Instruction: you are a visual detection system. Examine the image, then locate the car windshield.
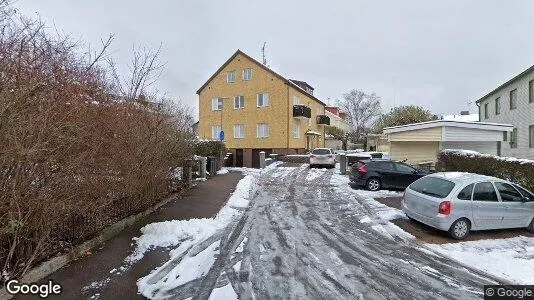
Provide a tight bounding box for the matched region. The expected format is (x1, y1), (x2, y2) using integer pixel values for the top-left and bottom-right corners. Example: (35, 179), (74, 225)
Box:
(311, 149), (331, 155)
(409, 177), (455, 198)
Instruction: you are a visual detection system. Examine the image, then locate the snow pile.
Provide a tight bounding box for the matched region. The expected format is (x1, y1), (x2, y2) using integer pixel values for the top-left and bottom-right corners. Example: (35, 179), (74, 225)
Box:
(428, 236), (534, 284)
(128, 171), (259, 298)
(217, 168), (229, 175)
(306, 168), (328, 181)
(285, 154), (310, 158)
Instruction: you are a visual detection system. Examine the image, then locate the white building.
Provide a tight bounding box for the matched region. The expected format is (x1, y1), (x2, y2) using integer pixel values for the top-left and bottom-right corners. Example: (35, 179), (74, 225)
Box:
(383, 120), (514, 165)
(476, 65), (534, 159)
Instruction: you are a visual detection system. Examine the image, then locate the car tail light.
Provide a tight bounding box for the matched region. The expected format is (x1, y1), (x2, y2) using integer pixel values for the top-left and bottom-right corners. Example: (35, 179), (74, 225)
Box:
(310, 155), (316, 158)
(438, 200), (451, 215)
(357, 164), (368, 175)
(328, 155), (333, 158)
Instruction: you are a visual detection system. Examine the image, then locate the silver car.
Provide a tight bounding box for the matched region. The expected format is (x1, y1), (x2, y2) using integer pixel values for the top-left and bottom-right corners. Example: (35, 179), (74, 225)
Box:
(402, 172), (534, 240)
(309, 148), (336, 168)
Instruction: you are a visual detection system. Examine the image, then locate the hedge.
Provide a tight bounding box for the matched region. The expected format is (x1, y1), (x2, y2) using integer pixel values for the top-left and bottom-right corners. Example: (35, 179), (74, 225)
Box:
(436, 149), (534, 191)
(194, 140), (227, 158)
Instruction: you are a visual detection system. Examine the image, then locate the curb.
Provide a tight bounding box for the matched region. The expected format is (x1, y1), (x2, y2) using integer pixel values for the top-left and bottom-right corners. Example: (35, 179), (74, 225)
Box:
(1, 188), (189, 299)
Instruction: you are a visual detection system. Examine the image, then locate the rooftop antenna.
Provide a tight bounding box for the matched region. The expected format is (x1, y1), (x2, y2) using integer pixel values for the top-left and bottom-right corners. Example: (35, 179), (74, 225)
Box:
(261, 42), (268, 66)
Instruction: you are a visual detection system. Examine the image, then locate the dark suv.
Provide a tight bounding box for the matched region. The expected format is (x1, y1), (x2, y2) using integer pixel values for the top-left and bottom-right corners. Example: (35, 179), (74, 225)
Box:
(349, 159), (428, 191)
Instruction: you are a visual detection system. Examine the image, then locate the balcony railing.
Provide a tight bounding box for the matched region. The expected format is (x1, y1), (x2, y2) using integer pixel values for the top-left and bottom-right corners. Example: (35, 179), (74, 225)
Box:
(316, 114), (330, 125)
(293, 104), (311, 119)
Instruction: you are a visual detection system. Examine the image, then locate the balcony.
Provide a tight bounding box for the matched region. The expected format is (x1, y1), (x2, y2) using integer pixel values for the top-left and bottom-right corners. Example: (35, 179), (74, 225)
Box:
(316, 114), (330, 125)
(293, 104), (311, 119)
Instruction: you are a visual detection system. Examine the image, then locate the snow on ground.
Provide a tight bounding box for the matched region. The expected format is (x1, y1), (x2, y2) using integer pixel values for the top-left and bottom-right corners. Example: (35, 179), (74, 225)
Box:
(128, 169), (260, 298)
(208, 283), (238, 300)
(305, 167), (328, 181)
(330, 172), (404, 222)
(217, 168), (229, 175)
(329, 172), (411, 241)
(428, 236), (534, 284)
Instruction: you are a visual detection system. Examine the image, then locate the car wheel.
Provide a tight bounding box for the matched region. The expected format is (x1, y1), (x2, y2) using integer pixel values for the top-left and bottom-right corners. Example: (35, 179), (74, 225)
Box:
(527, 217), (534, 233)
(366, 178), (381, 191)
(449, 218), (471, 240)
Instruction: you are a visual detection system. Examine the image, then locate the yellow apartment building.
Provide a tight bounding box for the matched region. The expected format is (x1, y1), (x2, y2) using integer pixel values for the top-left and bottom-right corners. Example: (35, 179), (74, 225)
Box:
(197, 50), (330, 168)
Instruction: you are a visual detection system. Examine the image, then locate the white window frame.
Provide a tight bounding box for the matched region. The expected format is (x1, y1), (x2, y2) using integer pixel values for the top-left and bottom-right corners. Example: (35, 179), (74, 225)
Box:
(234, 124), (245, 139)
(227, 71), (236, 83)
(211, 125), (222, 140)
(257, 93), (269, 107)
(292, 124), (300, 139)
(293, 96), (300, 105)
(257, 123), (269, 138)
(234, 95), (244, 109)
(243, 68), (252, 80)
(212, 98), (222, 111)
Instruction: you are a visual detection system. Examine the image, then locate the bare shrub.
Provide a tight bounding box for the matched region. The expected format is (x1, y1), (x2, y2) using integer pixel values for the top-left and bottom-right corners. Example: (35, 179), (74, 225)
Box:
(0, 2), (193, 283)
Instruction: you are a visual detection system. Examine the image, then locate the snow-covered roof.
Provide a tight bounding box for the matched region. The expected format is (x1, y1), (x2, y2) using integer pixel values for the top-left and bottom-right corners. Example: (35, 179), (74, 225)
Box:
(305, 130), (322, 136)
(383, 120), (513, 134)
(442, 114), (479, 122)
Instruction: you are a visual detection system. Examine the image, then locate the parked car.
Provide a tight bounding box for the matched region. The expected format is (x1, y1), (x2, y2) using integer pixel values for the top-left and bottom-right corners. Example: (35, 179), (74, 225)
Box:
(402, 172), (534, 240)
(309, 148), (336, 168)
(349, 159), (428, 191)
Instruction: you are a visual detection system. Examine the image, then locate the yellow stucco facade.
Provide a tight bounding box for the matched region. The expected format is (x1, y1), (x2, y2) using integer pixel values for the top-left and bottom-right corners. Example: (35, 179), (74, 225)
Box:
(197, 50), (327, 167)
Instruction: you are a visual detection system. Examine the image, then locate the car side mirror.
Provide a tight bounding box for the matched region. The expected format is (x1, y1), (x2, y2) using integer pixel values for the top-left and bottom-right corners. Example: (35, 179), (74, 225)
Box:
(523, 196), (531, 202)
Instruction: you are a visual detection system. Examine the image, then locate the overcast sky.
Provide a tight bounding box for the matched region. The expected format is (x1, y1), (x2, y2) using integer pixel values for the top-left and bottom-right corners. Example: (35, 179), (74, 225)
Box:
(15, 0), (534, 120)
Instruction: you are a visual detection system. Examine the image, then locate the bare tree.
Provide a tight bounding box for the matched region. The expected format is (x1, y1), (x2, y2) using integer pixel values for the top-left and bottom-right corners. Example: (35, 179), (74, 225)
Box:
(107, 44), (165, 100)
(337, 89), (381, 141)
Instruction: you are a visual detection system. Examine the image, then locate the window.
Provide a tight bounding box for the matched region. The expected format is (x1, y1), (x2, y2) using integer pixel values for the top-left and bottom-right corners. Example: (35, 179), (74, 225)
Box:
(227, 71), (236, 83)
(495, 97), (500, 115)
(311, 148), (331, 155)
(257, 123), (269, 138)
(234, 95), (244, 109)
(243, 68), (252, 81)
(292, 124), (300, 138)
(457, 184), (474, 200)
(484, 102), (489, 119)
(515, 185), (534, 200)
(211, 125), (222, 140)
(494, 182), (523, 202)
(510, 128), (518, 148)
(530, 125), (534, 148)
(233, 124), (244, 139)
(293, 96), (300, 105)
(472, 182), (498, 202)
(394, 163), (415, 173)
(510, 89), (517, 109)
(409, 177), (455, 198)
(530, 80), (534, 103)
(376, 162), (395, 171)
(212, 98), (222, 111)
(503, 131), (507, 142)
(257, 93), (269, 107)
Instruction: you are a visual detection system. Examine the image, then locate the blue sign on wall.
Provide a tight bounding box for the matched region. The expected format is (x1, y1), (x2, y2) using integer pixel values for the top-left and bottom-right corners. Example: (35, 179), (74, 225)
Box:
(219, 130), (225, 141)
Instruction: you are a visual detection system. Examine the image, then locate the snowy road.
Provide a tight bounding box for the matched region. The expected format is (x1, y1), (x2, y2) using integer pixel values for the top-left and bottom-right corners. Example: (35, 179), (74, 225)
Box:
(135, 165), (498, 299)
